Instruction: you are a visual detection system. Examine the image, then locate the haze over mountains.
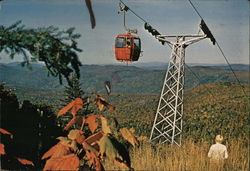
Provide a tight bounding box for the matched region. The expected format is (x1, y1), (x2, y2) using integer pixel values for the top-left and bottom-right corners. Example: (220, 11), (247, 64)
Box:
(0, 62), (249, 94)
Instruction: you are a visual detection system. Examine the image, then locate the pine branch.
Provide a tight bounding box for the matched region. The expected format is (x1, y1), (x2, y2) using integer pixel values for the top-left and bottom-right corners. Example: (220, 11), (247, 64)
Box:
(0, 21), (83, 85)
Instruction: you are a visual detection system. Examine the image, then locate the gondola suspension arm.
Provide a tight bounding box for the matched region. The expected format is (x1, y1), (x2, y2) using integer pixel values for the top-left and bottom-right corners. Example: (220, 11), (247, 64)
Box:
(119, 2), (137, 34)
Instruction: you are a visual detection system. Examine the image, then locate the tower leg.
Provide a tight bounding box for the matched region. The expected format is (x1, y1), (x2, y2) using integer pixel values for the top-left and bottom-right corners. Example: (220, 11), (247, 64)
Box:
(150, 41), (185, 145)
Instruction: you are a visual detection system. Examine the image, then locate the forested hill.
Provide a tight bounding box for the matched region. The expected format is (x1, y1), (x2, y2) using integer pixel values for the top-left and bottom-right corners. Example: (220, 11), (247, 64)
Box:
(98, 82), (249, 140)
(0, 62), (249, 94)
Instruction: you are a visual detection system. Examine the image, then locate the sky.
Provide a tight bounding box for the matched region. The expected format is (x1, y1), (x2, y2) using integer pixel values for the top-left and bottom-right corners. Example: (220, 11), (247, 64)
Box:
(0, 0), (249, 65)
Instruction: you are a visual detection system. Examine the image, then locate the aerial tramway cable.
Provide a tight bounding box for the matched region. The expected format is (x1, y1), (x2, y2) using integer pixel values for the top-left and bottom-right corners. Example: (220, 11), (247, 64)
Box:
(187, 0), (247, 97)
(120, 0), (247, 97)
(119, 0), (147, 24)
(119, 0), (248, 146)
(118, 0), (216, 97)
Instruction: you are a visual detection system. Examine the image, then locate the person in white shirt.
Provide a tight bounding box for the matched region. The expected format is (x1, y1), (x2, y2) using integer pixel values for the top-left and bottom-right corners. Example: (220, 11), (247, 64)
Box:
(208, 135), (228, 170)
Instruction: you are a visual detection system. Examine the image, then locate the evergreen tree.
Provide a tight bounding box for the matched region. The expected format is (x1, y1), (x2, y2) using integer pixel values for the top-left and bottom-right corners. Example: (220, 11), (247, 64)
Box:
(61, 74), (84, 104)
(0, 21), (82, 85)
(57, 75), (85, 127)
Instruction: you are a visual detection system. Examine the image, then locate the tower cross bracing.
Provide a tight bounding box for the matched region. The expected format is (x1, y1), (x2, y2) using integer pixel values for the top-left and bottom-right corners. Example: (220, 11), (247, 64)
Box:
(150, 34), (206, 145)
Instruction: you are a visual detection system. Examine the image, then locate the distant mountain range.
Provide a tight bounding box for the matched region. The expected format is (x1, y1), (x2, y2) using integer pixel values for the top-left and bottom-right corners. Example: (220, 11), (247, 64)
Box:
(131, 62), (249, 71)
(0, 62), (249, 94)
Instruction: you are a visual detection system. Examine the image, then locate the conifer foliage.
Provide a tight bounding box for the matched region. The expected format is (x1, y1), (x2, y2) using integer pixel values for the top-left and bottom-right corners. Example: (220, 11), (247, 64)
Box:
(0, 21), (82, 85)
(58, 75), (85, 127)
(61, 75), (84, 104)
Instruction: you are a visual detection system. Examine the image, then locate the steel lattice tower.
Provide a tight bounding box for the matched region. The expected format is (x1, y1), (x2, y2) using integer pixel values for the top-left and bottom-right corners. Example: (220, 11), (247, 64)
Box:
(150, 34), (207, 145)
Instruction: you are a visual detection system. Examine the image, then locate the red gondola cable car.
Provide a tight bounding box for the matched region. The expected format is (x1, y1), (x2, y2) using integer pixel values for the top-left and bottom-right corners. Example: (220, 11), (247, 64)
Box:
(114, 3), (142, 62)
(115, 32), (141, 62)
